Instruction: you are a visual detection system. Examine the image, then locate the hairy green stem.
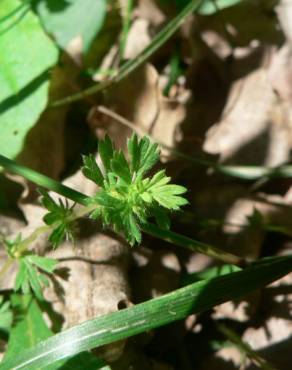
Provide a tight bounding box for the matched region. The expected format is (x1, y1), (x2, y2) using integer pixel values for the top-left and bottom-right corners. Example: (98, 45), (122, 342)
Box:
(17, 225), (51, 256)
(0, 258), (14, 281)
(16, 204), (99, 256)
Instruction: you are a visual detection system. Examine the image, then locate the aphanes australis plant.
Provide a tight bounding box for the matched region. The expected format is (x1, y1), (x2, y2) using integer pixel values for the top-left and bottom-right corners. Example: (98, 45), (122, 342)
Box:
(0, 134), (188, 300)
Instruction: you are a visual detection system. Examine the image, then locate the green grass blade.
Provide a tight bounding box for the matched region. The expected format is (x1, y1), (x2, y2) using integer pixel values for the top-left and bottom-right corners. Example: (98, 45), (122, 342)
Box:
(214, 164), (292, 180)
(1, 255), (291, 370)
(51, 0), (203, 107)
(0, 154), (88, 205)
(5, 294), (108, 370)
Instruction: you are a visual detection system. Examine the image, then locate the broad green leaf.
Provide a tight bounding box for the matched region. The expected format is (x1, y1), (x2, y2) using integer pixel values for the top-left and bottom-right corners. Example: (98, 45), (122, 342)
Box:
(1, 256), (291, 370)
(4, 294), (107, 369)
(0, 0), (58, 159)
(36, 0), (107, 53)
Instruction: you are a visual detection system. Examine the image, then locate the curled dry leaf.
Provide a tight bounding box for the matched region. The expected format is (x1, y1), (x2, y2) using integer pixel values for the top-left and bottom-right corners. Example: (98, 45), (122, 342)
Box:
(89, 64), (187, 159)
(203, 67), (291, 166)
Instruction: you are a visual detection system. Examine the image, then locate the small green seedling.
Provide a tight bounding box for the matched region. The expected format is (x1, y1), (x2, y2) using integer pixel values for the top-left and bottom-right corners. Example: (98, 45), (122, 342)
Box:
(0, 134), (188, 299)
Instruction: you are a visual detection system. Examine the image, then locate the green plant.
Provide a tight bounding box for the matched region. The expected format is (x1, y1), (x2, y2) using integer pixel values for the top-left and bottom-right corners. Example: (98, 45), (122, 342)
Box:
(0, 134), (188, 295)
(0, 1), (292, 369)
(0, 133), (291, 369)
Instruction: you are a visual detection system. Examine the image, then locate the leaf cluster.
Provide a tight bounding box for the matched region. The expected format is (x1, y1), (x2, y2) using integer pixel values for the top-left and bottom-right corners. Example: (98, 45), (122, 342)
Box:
(82, 134), (188, 244)
(4, 235), (57, 300)
(40, 189), (76, 248)
(14, 253), (57, 301)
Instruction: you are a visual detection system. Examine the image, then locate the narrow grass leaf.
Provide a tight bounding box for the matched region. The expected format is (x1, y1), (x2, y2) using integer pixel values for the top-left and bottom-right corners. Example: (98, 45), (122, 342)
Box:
(1, 256), (291, 370)
(4, 294), (108, 370)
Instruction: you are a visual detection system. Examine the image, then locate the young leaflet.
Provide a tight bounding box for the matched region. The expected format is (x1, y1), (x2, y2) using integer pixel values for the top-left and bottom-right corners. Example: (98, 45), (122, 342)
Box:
(5, 235), (57, 300)
(82, 134), (188, 245)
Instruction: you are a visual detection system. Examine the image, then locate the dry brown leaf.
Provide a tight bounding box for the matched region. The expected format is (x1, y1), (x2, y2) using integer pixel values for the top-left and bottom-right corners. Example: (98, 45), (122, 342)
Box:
(124, 18), (152, 59)
(46, 232), (130, 362)
(268, 45), (292, 101)
(89, 64), (186, 159)
(276, 0), (292, 43)
(203, 68), (286, 165)
(136, 0), (166, 26)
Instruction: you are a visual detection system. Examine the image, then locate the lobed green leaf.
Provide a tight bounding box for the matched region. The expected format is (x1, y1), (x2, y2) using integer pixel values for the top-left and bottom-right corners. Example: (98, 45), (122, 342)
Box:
(110, 151), (132, 184)
(81, 154), (104, 186)
(14, 255), (57, 300)
(98, 135), (114, 173)
(39, 189), (75, 248)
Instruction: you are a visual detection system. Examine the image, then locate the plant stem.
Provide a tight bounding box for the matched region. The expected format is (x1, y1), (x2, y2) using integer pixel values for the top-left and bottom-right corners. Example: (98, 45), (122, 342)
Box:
(0, 258), (14, 281)
(0, 153), (246, 266)
(218, 324), (278, 370)
(0, 203), (99, 282)
(142, 223), (247, 267)
(16, 204), (99, 256)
